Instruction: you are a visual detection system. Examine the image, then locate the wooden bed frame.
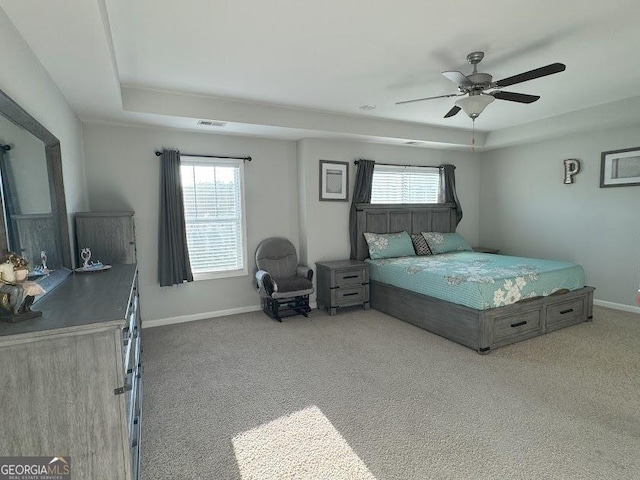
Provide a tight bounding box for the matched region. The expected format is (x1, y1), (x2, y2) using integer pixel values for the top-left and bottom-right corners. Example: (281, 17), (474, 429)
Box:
(355, 203), (595, 354)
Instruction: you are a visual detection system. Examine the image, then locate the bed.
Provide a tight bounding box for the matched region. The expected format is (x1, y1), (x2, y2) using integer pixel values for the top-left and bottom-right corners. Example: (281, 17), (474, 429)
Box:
(355, 203), (595, 354)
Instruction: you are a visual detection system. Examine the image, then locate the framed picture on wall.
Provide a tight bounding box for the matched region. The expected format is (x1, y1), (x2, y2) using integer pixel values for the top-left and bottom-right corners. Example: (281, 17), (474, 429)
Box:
(319, 160), (349, 201)
(600, 147), (640, 187)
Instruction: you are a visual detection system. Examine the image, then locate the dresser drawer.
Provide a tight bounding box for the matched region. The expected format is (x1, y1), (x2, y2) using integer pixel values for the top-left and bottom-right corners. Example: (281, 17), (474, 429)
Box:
(493, 309), (542, 343)
(122, 294), (139, 343)
(332, 267), (368, 287)
(331, 285), (370, 307)
(123, 328), (140, 376)
(546, 297), (585, 331)
(130, 412), (141, 480)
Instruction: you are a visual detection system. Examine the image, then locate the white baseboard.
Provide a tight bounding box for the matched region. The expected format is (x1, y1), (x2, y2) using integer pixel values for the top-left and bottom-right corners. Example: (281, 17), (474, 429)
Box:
(594, 299), (640, 315)
(144, 301), (319, 328)
(144, 305), (262, 328)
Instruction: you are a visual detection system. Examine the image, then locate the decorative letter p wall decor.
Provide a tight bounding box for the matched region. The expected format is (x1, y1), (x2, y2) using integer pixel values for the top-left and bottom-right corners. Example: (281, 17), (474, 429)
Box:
(563, 158), (581, 184)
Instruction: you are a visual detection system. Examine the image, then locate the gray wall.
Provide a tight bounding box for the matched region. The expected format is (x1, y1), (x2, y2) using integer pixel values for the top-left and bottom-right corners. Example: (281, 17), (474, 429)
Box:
(82, 127), (481, 321)
(83, 121), (639, 317)
(0, 8), (88, 247)
(82, 124), (299, 322)
(297, 138), (480, 302)
(479, 123), (640, 308)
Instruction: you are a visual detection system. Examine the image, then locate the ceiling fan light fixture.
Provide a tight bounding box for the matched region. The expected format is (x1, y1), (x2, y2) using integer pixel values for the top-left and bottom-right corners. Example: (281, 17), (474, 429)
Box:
(455, 94), (495, 119)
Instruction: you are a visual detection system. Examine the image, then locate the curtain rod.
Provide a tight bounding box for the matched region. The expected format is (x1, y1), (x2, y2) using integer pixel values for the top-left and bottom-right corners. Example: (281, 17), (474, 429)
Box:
(353, 160), (452, 169)
(154, 150), (251, 162)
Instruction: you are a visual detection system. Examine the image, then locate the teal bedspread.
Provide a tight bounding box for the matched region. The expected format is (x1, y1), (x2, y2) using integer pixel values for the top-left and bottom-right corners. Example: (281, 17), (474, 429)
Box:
(366, 252), (585, 310)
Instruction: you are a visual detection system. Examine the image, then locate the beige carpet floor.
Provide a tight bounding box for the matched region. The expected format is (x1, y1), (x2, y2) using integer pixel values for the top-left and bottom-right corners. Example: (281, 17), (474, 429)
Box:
(141, 306), (640, 479)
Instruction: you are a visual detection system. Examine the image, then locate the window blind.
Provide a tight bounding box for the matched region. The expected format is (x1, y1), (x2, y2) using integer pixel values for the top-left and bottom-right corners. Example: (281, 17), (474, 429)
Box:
(371, 165), (441, 204)
(180, 157), (245, 275)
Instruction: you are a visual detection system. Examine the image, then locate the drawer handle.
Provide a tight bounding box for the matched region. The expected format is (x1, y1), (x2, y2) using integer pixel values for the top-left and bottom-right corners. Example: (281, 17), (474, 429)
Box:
(114, 383), (132, 396)
(343, 292), (359, 297)
(342, 274), (359, 279)
(560, 308), (574, 315)
(510, 321), (527, 328)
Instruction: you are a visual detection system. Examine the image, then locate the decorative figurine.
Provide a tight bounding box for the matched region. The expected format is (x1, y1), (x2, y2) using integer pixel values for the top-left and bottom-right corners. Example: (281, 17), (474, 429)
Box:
(76, 247), (107, 272)
(81, 247), (92, 269)
(0, 252), (46, 322)
(40, 250), (48, 271)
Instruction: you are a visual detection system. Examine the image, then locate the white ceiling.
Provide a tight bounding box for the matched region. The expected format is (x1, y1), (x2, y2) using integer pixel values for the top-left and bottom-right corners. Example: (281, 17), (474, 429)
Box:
(2, 0), (640, 149)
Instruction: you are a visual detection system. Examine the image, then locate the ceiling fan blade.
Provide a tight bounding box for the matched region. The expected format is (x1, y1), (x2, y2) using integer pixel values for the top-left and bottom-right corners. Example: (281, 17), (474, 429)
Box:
(444, 106), (461, 118)
(495, 63), (566, 88)
(442, 71), (473, 87)
(395, 93), (463, 105)
(491, 91), (540, 104)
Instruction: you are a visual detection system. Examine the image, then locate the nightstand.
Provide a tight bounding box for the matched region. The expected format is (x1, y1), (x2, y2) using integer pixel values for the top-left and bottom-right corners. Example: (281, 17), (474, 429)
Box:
(473, 246), (500, 254)
(315, 260), (370, 315)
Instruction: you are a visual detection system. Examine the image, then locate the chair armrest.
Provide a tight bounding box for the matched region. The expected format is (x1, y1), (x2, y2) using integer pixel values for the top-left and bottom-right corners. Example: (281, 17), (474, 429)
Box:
(256, 270), (274, 296)
(297, 266), (313, 282)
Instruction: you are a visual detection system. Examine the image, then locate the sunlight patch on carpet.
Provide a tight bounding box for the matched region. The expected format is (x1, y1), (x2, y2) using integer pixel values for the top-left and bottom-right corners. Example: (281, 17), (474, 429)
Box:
(232, 405), (377, 480)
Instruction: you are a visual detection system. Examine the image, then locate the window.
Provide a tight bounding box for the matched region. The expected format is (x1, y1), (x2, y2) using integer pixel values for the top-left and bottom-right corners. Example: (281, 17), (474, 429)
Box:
(180, 156), (247, 280)
(371, 165), (441, 204)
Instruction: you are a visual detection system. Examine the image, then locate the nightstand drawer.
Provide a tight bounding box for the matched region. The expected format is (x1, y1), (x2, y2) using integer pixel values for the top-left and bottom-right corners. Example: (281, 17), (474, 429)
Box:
(331, 285), (370, 307)
(333, 268), (368, 287)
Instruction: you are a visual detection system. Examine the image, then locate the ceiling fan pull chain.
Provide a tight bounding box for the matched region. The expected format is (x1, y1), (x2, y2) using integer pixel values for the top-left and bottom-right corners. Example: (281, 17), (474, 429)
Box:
(472, 120), (475, 153)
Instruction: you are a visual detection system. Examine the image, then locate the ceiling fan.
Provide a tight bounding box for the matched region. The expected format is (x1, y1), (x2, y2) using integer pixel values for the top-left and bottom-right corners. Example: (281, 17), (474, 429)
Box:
(396, 51), (566, 121)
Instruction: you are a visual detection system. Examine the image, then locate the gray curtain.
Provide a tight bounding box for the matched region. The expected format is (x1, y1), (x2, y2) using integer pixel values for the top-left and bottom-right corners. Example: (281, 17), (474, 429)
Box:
(0, 148), (20, 250)
(441, 164), (463, 225)
(349, 159), (375, 259)
(158, 149), (193, 286)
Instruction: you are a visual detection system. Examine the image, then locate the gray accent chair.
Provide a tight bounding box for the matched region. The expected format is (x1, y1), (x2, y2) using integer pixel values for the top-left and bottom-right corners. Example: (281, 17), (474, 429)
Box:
(255, 237), (313, 322)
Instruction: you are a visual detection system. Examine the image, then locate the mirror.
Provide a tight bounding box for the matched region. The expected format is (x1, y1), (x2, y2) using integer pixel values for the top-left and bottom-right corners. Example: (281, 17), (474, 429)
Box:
(0, 88), (71, 290)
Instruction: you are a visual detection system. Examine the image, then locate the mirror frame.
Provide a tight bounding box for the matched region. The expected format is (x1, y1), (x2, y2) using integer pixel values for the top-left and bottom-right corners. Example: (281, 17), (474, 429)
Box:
(0, 88), (72, 269)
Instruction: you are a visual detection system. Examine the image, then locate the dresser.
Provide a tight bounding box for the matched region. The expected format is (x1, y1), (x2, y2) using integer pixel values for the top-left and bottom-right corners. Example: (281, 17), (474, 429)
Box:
(75, 211), (137, 264)
(0, 265), (142, 480)
(316, 260), (370, 315)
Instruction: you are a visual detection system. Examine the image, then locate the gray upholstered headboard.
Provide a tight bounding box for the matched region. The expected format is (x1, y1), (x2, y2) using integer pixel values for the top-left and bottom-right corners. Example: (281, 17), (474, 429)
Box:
(355, 203), (457, 261)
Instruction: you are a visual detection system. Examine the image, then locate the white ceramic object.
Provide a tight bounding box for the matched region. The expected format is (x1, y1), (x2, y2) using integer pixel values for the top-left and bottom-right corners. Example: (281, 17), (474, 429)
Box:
(81, 248), (92, 269)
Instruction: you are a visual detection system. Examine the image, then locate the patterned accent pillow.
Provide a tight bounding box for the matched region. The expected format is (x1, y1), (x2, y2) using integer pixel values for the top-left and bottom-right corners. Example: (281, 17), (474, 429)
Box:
(421, 232), (473, 254)
(410, 234), (432, 256)
(363, 231), (416, 260)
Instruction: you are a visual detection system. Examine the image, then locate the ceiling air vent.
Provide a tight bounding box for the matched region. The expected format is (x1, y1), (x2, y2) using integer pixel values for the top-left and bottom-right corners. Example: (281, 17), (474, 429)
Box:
(198, 120), (227, 127)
